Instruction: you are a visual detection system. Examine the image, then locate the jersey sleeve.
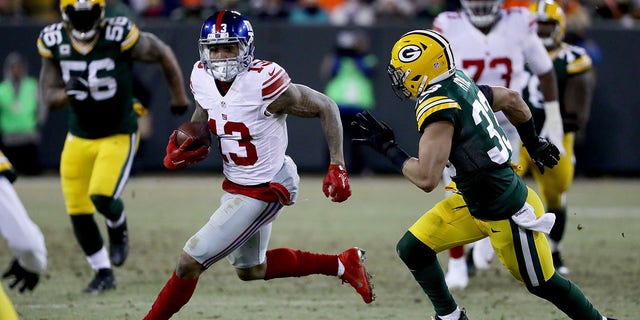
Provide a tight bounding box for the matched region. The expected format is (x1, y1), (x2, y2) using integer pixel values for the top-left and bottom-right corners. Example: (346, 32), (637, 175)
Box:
(0, 151), (17, 183)
(478, 85), (494, 106)
(566, 46), (592, 76)
(118, 17), (140, 52)
(261, 61), (291, 104)
(36, 23), (63, 59)
(415, 94), (460, 133)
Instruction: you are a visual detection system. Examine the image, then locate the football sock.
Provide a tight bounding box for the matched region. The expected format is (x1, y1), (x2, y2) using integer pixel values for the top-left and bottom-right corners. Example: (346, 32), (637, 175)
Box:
(86, 247), (111, 270)
(264, 248), (338, 280)
(397, 232), (457, 316)
(106, 212), (126, 228)
(90, 195), (124, 222)
(70, 214), (104, 256)
(528, 273), (603, 320)
(438, 307), (462, 320)
(548, 207), (567, 242)
(144, 271), (198, 320)
(449, 246), (464, 259)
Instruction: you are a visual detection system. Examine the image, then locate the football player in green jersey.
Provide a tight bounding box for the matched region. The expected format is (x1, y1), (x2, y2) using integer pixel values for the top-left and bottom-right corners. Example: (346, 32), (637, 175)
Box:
(37, 0), (190, 293)
(352, 29), (614, 320)
(519, 0), (597, 275)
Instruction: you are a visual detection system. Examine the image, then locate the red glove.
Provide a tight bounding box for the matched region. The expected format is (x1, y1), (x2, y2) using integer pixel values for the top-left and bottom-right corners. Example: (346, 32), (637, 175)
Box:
(322, 164), (351, 202)
(163, 131), (210, 170)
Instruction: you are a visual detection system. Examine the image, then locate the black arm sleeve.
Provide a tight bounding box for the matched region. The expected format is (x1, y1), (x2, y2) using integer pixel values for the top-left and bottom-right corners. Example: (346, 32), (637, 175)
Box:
(514, 118), (539, 149)
(478, 85), (494, 106)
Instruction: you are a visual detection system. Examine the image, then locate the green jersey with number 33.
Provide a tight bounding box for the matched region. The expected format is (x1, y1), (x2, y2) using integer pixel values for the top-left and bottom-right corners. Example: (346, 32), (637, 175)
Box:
(415, 70), (528, 220)
(37, 16), (140, 139)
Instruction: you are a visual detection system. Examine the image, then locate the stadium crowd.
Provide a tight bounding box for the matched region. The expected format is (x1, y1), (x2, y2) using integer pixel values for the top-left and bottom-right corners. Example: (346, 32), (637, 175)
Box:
(1, 0), (639, 26)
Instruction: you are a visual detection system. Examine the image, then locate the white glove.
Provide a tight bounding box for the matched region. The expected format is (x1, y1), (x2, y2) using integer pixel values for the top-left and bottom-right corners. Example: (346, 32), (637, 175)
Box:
(539, 101), (566, 155)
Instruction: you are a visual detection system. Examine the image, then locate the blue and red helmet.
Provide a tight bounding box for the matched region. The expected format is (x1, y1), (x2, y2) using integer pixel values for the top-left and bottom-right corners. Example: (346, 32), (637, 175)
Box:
(199, 10), (255, 81)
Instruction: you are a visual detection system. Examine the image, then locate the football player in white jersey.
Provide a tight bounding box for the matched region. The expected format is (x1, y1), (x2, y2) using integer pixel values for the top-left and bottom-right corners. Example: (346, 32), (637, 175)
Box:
(433, 0), (564, 290)
(143, 11), (373, 319)
(0, 151), (47, 320)
(520, 0), (596, 275)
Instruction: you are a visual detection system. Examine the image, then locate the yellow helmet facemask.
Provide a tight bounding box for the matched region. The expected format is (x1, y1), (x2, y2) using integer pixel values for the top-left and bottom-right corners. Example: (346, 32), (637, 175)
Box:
(388, 29), (456, 100)
(530, 0), (566, 50)
(60, 0), (106, 41)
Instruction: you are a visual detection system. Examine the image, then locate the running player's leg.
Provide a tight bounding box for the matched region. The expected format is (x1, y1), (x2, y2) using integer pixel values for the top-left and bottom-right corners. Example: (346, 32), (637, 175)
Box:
(144, 193), (283, 319)
(492, 187), (608, 320)
(61, 134), (115, 293)
(398, 193), (484, 319)
(90, 133), (139, 267)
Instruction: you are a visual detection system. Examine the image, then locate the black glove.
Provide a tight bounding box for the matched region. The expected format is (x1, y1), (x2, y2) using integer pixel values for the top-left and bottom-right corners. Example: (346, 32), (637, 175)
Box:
(351, 111), (409, 171)
(65, 76), (89, 101)
(170, 104), (188, 116)
(2, 259), (40, 293)
(525, 137), (560, 174)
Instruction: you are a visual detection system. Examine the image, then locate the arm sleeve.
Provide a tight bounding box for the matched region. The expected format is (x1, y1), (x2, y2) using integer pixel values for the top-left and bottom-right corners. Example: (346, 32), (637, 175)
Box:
(478, 85), (494, 106)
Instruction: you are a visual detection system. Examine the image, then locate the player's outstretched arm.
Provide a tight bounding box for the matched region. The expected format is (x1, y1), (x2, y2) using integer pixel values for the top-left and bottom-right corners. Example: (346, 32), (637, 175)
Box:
(485, 86), (560, 172)
(271, 84), (351, 202)
(271, 84), (345, 167)
(131, 32), (190, 115)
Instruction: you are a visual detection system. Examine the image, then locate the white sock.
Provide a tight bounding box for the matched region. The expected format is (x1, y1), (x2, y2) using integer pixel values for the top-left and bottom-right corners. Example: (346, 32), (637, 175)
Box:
(86, 247), (111, 270)
(438, 307), (461, 320)
(337, 258), (345, 277)
(106, 212), (126, 228)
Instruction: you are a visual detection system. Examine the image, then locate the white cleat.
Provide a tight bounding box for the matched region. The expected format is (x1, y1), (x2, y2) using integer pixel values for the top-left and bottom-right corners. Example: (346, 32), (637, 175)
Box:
(445, 257), (469, 290)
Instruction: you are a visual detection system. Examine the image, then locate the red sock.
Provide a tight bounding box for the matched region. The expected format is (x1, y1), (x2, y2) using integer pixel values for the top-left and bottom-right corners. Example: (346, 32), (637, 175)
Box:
(264, 248), (338, 280)
(449, 246), (464, 259)
(143, 271), (199, 320)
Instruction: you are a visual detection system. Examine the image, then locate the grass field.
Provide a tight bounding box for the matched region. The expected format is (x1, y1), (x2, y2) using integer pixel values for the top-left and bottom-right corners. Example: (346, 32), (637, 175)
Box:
(2, 174), (639, 320)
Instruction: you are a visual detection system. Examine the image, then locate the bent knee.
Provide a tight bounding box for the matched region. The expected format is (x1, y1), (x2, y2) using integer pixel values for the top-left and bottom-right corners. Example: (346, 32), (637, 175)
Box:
(235, 264), (266, 281)
(396, 231), (437, 270)
(176, 252), (205, 278)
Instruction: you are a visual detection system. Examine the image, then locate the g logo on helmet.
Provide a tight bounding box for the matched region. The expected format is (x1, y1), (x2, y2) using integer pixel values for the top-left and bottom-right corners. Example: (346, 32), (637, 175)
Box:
(398, 45), (422, 63)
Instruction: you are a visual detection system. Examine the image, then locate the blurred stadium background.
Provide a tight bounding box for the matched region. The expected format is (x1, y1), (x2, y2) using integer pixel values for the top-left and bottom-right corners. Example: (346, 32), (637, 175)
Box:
(0, 16), (639, 176)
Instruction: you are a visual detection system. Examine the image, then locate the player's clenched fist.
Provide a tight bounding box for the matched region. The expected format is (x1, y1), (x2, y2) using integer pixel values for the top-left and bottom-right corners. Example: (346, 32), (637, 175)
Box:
(322, 164), (351, 202)
(163, 131), (209, 170)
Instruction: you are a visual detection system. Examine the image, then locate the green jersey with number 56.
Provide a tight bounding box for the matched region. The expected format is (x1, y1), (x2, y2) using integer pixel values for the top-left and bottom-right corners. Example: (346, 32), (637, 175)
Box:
(37, 16), (140, 139)
(415, 70), (528, 220)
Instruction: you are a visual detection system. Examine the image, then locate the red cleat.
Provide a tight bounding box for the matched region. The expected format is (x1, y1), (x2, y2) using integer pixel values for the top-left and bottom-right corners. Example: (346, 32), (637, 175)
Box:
(338, 247), (374, 304)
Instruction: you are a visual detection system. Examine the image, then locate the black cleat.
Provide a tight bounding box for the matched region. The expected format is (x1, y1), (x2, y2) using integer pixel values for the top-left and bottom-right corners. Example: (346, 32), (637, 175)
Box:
(107, 219), (129, 267)
(83, 268), (116, 294)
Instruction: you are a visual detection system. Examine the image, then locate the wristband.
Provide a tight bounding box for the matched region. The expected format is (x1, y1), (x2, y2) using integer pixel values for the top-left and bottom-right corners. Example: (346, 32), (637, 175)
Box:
(385, 144), (410, 172)
(514, 118), (538, 149)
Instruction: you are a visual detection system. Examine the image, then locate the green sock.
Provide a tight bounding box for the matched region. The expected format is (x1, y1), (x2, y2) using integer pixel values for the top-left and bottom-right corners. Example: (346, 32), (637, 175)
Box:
(411, 261), (457, 316)
(530, 273), (603, 320)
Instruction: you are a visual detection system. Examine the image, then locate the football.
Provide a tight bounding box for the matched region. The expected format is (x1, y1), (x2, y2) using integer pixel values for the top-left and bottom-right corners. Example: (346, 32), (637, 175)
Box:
(174, 121), (212, 151)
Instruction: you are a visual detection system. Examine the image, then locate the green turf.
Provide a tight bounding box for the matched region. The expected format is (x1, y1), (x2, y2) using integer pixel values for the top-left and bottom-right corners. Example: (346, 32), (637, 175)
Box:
(2, 174), (638, 319)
